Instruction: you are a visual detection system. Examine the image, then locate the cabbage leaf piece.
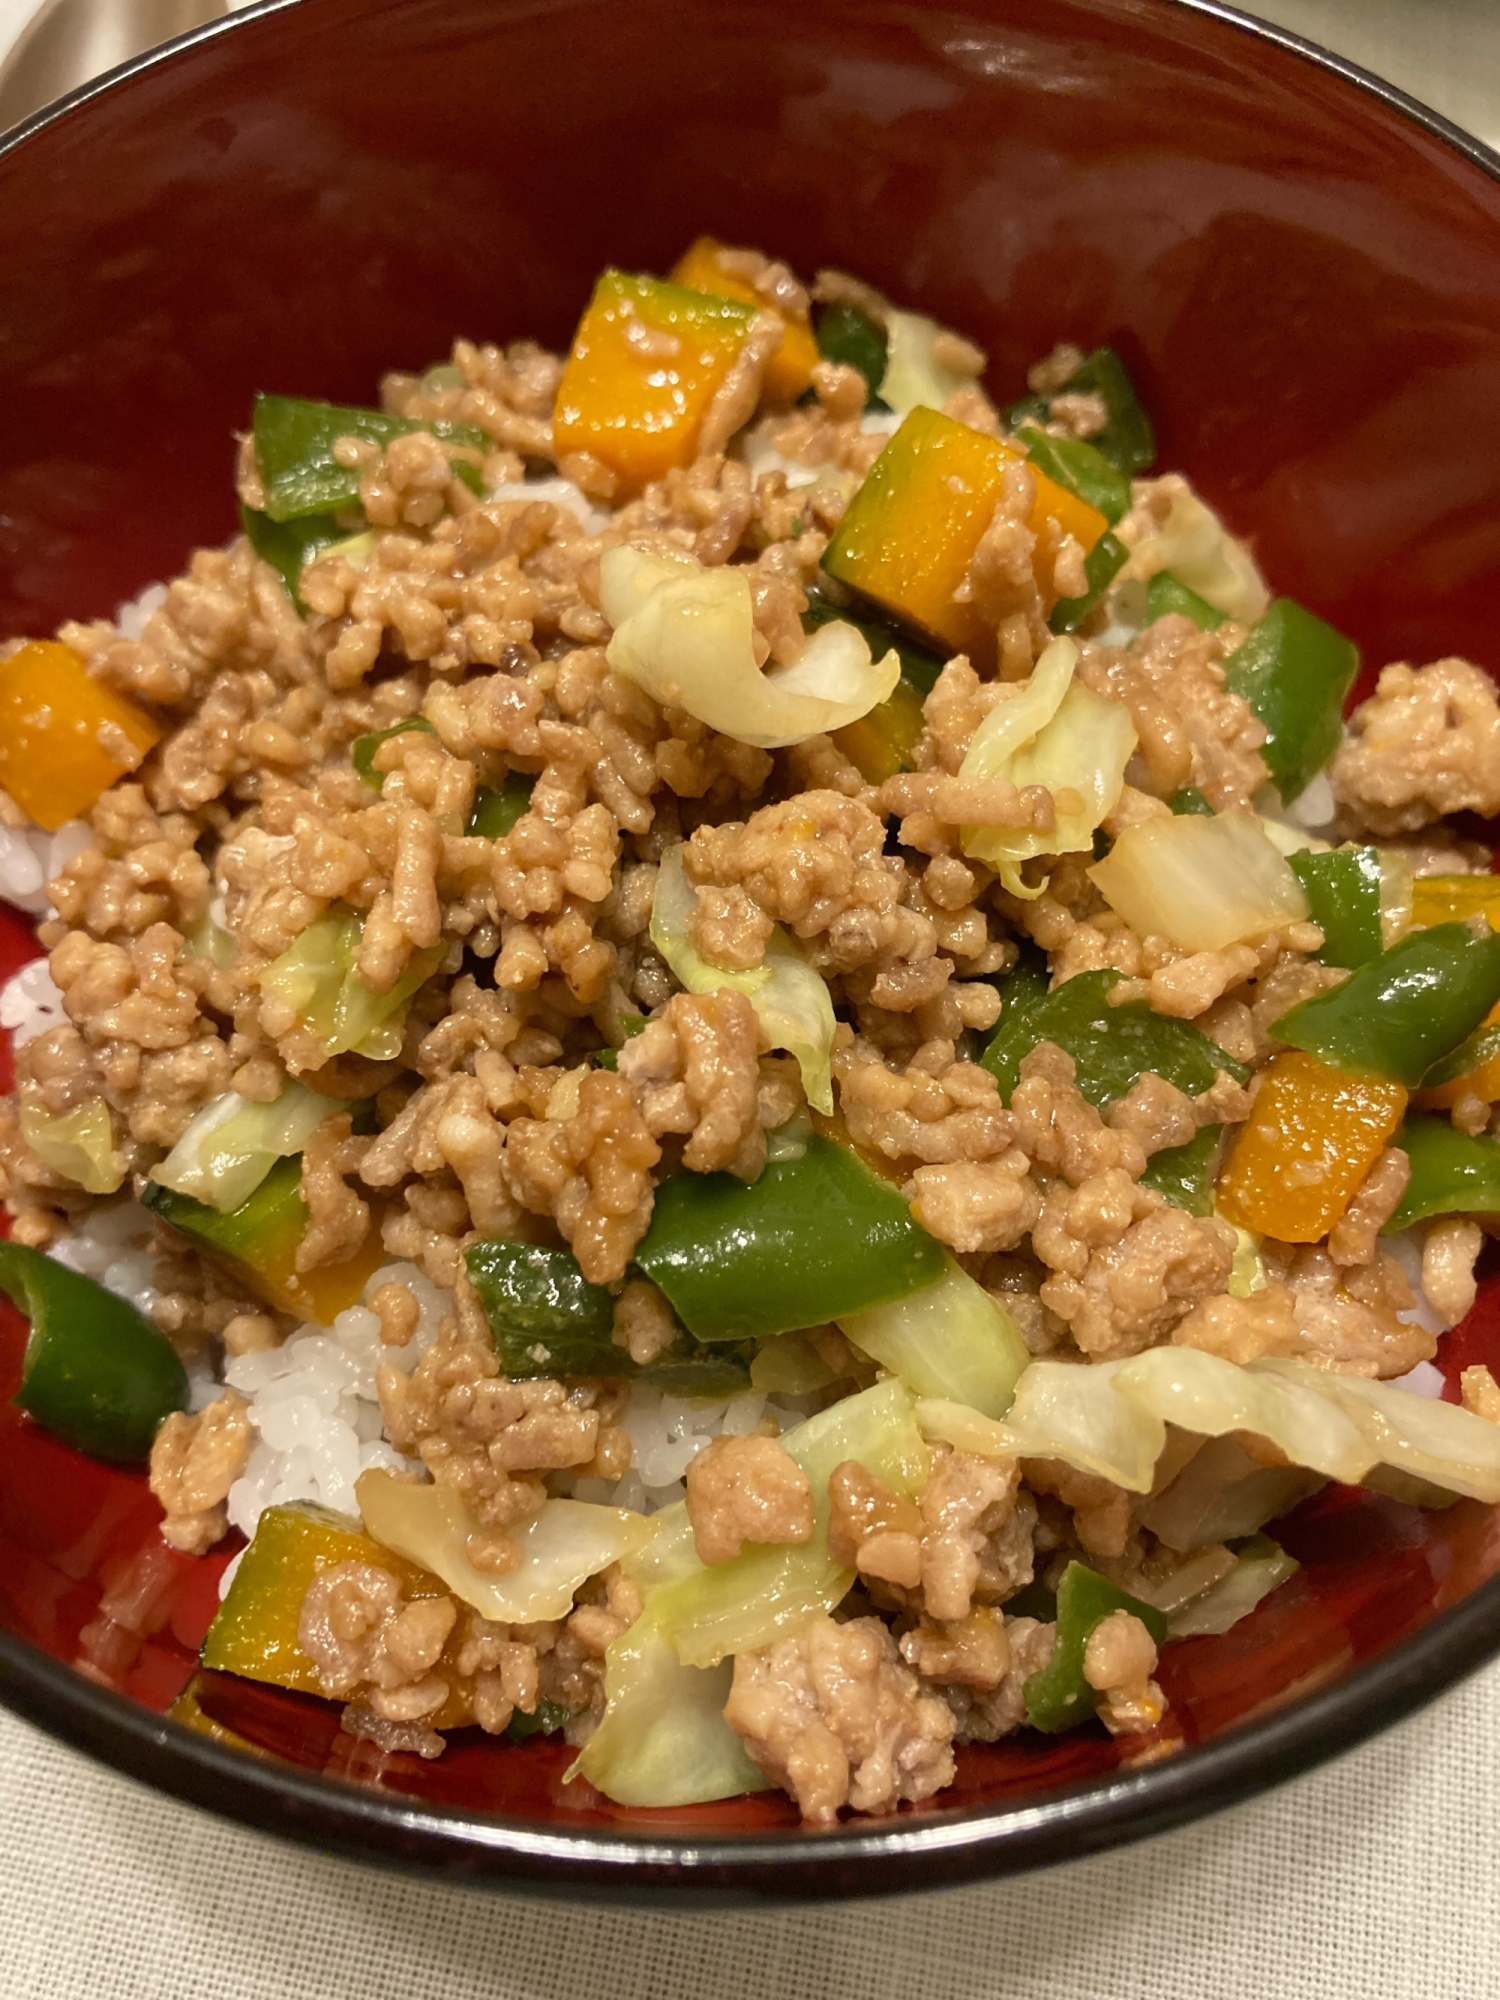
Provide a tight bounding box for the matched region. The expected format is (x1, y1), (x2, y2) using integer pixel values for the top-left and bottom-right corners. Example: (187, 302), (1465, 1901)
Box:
(258, 908), (445, 1063)
(571, 1378), (928, 1806)
(1120, 486), (1270, 623)
(1088, 809), (1310, 952)
(650, 844), (836, 1112)
(1165, 1534), (1299, 1639)
(19, 1092), (124, 1195)
(356, 1472), (655, 1623)
(992, 1347), (1500, 1503)
(840, 1254), (1030, 1420)
(958, 636), (1136, 897)
(600, 546), (898, 750)
(877, 309), (976, 419)
(149, 1083), (333, 1214)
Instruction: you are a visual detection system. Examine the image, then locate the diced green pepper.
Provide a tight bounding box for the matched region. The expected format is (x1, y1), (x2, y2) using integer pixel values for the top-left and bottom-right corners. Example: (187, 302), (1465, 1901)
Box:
(1022, 1560), (1168, 1734)
(240, 504), (348, 613)
(351, 717), (437, 791)
(1139, 1125), (1222, 1216)
(1145, 571), (1227, 630)
(813, 302), (889, 408)
(252, 393), (491, 523)
(1385, 1116), (1500, 1232)
(0, 1240), (187, 1462)
(1048, 529), (1127, 635)
(635, 1135), (946, 1342)
(143, 1156), (386, 1326)
(464, 1239), (617, 1374)
(1017, 426), (1131, 524)
(1288, 848), (1384, 969)
(979, 961), (1249, 1109)
(1223, 599), (1359, 804)
(505, 1695), (571, 1742)
(1422, 1014), (1500, 1091)
(1273, 921), (1500, 1088)
(1168, 785), (1215, 816)
(467, 772), (536, 839)
(462, 1237), (753, 1391)
(1007, 348), (1156, 477)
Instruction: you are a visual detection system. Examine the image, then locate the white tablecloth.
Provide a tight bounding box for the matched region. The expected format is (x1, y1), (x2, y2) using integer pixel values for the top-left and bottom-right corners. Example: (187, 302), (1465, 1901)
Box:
(4, 3), (1500, 1995)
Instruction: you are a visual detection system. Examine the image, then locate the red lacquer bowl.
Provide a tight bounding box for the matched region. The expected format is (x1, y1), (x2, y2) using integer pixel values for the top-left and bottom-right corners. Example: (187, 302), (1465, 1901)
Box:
(2, 0), (1500, 1903)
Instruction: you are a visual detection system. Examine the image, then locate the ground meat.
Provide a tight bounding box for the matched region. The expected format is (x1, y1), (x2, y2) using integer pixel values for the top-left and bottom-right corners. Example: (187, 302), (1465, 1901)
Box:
(1022, 1457), (1134, 1558)
(1423, 1219), (1483, 1327)
(298, 1561), (458, 1723)
(610, 1277), (679, 1366)
(1082, 1609), (1166, 1735)
(1083, 616), (1268, 811)
(828, 1450), (1035, 1619)
(1327, 1147), (1411, 1268)
(616, 987), (768, 1178)
(1173, 1246), (1436, 1378)
(377, 1324), (622, 1565)
(834, 1034), (1013, 1164)
(1332, 658), (1500, 832)
(937, 1614), (1056, 1743)
(147, 1390), (252, 1553)
(502, 1068), (660, 1281)
(1034, 1177), (1236, 1359)
(723, 1614), (956, 1823)
(684, 1433), (814, 1565)
(1009, 1043), (1148, 1188)
(909, 1155), (1041, 1255)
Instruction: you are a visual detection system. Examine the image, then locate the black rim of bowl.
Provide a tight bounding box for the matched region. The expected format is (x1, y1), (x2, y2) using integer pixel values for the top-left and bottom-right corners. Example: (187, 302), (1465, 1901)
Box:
(2, 0), (1500, 1901)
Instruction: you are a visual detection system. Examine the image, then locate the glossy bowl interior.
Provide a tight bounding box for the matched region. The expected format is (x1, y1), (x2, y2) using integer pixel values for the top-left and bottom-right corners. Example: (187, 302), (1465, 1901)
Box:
(3, 0), (1500, 1903)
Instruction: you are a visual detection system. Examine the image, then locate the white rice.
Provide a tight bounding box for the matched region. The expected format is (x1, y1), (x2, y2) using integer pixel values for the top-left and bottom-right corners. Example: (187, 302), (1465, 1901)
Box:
(114, 580), (168, 641)
(0, 819), (92, 918)
(0, 956), (67, 1045)
(487, 476), (609, 535)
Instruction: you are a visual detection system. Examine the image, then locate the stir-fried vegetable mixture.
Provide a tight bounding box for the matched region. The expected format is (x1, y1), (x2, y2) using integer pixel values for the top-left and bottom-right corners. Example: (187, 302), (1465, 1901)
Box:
(3, 243), (1500, 1827)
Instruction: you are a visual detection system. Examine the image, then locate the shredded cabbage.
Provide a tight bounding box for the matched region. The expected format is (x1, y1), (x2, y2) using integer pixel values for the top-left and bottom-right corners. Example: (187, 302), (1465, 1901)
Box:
(993, 1347), (1500, 1503)
(355, 1472), (655, 1622)
(150, 1083), (332, 1213)
(878, 310), (975, 419)
(18, 1092), (124, 1195)
(1122, 487), (1270, 623)
(840, 1255), (1030, 1420)
(1166, 1535), (1299, 1639)
(599, 546), (899, 750)
(650, 845), (836, 1113)
(573, 1377), (928, 1805)
(258, 909), (444, 1062)
(1088, 809), (1310, 951)
(958, 637), (1137, 897)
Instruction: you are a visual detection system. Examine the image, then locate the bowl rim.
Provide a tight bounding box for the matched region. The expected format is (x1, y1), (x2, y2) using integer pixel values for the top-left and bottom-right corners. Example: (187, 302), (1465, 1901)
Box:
(3, 0), (1500, 1901)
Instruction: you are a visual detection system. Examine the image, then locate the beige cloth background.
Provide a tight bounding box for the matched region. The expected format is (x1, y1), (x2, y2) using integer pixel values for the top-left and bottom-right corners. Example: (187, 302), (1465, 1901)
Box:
(3, 2), (1500, 1995)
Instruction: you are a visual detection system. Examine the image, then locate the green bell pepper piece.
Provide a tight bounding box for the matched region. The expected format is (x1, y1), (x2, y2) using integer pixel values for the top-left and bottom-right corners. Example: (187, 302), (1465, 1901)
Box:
(1422, 1014), (1500, 1091)
(1023, 1560), (1169, 1734)
(1272, 921), (1500, 1087)
(1007, 347), (1156, 477)
(1222, 599), (1359, 804)
(813, 302), (889, 408)
(351, 717), (437, 791)
(979, 958), (1249, 1109)
(505, 1695), (571, 1742)
(1385, 1116), (1500, 1232)
(1048, 530), (1128, 636)
(240, 503), (348, 613)
(1139, 1126), (1223, 1217)
(801, 583), (944, 695)
(1168, 785), (1214, 817)
(462, 1238), (752, 1391)
(1145, 571), (1227, 630)
(467, 772), (536, 839)
(1017, 425), (1130, 524)
(253, 393), (491, 523)
(1287, 848), (1384, 970)
(634, 1135), (946, 1342)
(0, 1240), (187, 1463)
